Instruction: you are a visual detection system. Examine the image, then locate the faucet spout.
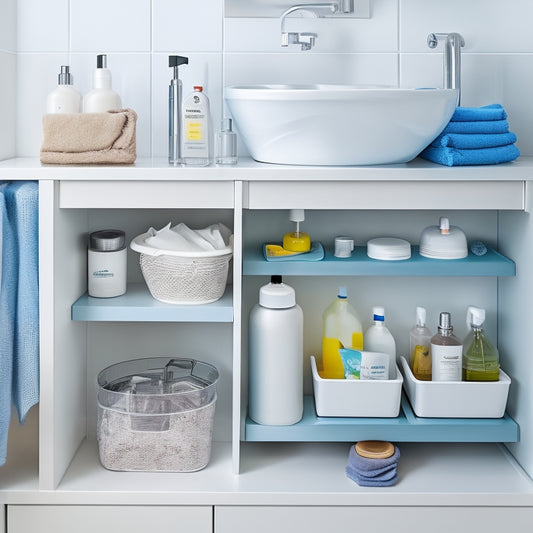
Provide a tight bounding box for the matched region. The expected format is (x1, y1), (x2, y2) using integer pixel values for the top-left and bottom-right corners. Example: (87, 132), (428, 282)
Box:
(281, 2), (339, 50)
(428, 32), (465, 103)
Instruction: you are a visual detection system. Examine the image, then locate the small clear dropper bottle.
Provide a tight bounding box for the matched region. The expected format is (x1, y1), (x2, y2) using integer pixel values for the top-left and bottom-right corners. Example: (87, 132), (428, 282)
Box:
(216, 118), (238, 165)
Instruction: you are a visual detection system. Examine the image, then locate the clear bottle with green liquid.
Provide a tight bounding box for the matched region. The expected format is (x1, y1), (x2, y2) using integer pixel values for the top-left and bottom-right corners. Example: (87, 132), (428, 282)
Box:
(463, 306), (500, 381)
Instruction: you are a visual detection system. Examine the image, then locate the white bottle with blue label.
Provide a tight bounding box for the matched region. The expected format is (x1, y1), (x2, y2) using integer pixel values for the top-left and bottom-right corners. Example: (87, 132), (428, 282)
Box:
(364, 306), (397, 379)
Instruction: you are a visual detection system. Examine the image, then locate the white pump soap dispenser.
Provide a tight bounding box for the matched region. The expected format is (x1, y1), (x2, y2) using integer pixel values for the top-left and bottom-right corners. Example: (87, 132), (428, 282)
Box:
(46, 65), (82, 114)
(83, 54), (122, 113)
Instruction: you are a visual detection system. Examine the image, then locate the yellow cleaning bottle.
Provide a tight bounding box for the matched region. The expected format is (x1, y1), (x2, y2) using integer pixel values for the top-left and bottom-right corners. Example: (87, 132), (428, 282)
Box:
(321, 287), (364, 379)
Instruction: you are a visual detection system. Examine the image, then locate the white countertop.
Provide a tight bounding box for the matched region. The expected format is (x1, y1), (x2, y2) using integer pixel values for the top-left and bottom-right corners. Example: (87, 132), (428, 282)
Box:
(1, 156), (533, 181)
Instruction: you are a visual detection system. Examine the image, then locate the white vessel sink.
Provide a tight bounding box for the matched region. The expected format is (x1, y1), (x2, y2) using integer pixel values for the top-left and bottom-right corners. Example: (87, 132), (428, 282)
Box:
(225, 84), (459, 166)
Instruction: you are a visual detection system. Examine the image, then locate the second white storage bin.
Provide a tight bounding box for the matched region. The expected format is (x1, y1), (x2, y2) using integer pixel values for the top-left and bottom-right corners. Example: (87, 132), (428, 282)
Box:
(400, 356), (511, 418)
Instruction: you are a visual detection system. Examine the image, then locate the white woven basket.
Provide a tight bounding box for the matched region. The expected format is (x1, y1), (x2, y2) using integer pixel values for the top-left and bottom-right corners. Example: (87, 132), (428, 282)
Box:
(131, 232), (233, 304)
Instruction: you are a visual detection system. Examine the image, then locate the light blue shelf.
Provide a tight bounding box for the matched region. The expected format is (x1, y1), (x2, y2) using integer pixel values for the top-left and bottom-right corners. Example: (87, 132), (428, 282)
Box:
(71, 283), (233, 322)
(244, 396), (519, 443)
(243, 245), (515, 277)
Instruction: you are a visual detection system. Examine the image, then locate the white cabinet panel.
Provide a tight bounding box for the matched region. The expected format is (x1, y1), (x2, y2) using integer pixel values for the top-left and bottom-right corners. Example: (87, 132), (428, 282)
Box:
(246, 181), (524, 210)
(215, 505), (533, 533)
(9, 505), (212, 533)
(60, 181), (234, 209)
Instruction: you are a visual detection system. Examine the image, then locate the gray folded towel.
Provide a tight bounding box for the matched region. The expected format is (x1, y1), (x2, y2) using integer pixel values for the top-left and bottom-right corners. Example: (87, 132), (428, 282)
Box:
(40, 108), (137, 165)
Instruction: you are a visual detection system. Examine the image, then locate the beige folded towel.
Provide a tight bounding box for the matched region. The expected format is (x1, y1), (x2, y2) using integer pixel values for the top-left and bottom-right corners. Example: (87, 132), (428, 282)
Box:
(40, 108), (137, 165)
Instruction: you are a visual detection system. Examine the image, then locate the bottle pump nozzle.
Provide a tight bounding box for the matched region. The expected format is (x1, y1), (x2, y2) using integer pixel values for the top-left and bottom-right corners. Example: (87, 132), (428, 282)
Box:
(168, 55), (189, 165)
(169, 55), (188, 80)
(466, 306), (485, 329)
(283, 209), (311, 252)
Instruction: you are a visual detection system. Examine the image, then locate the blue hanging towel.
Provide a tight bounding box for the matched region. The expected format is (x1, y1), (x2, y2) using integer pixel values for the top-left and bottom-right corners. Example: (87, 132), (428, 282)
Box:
(0, 184), (17, 466)
(5, 182), (39, 424)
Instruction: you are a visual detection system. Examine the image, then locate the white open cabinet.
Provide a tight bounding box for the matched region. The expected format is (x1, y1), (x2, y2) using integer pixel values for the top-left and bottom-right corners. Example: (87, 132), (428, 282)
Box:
(1, 158), (533, 532)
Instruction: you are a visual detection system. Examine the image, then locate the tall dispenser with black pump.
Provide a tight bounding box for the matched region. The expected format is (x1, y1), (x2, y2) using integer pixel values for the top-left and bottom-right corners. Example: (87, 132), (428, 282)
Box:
(168, 55), (188, 165)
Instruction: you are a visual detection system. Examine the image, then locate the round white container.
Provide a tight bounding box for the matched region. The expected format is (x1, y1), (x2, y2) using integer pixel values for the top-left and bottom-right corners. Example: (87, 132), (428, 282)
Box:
(248, 276), (303, 426)
(88, 230), (127, 298)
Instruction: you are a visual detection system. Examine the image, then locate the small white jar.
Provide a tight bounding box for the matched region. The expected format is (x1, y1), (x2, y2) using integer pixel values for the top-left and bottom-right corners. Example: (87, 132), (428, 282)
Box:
(88, 230), (127, 298)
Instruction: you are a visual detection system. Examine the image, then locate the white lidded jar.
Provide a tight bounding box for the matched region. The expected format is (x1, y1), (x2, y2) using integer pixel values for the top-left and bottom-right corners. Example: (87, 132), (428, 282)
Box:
(248, 275), (303, 425)
(88, 230), (127, 298)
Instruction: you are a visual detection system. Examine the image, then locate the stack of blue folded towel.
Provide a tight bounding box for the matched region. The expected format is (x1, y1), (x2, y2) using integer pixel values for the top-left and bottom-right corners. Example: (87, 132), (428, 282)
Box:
(420, 104), (520, 166)
(346, 442), (400, 487)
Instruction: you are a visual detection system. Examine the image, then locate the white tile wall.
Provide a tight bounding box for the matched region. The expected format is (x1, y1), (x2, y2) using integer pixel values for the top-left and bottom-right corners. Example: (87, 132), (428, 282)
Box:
(0, 53), (16, 160)
(9, 0), (533, 158)
(0, 0), (17, 52)
(153, 0), (224, 52)
(400, 0), (533, 53)
(70, 0), (151, 52)
(17, 0), (68, 52)
(1, 0), (16, 161)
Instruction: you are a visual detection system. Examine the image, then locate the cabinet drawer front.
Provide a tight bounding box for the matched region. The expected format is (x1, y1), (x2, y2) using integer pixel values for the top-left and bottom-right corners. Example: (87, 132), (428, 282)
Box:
(60, 180), (234, 209)
(8, 505), (212, 533)
(246, 181), (524, 210)
(216, 505), (533, 533)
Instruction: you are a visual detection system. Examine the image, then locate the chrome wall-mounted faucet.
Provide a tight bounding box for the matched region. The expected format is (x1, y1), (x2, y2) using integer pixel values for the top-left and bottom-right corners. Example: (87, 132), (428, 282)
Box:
(281, 2), (354, 51)
(427, 32), (465, 103)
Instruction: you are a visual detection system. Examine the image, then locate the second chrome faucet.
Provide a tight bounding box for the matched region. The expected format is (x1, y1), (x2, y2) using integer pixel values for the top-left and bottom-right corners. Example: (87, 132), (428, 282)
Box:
(280, 1), (354, 51)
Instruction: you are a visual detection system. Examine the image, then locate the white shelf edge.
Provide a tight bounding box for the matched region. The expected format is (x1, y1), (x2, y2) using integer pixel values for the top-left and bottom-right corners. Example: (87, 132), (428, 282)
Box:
(71, 283), (233, 322)
(2, 440), (533, 506)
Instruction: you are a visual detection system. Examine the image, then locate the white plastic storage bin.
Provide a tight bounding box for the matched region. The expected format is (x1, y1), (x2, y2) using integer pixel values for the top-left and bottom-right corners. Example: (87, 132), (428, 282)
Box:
(97, 357), (219, 472)
(130, 231), (233, 304)
(310, 356), (403, 417)
(399, 356), (511, 418)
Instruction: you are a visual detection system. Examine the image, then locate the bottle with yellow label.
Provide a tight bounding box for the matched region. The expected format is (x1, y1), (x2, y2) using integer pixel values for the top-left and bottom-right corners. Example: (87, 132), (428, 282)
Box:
(182, 85), (211, 166)
(321, 287), (363, 379)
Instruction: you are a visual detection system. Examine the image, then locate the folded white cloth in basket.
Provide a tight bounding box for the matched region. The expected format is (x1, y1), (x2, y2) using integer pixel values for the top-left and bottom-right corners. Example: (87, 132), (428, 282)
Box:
(145, 223), (232, 253)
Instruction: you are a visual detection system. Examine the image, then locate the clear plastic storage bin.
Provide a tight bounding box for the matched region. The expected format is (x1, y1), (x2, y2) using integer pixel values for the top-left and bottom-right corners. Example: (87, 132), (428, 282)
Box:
(97, 357), (219, 472)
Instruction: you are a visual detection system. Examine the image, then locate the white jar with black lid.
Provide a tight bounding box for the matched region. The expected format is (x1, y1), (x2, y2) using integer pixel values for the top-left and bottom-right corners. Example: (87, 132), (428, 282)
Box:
(88, 230), (127, 298)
